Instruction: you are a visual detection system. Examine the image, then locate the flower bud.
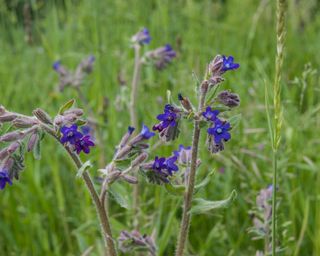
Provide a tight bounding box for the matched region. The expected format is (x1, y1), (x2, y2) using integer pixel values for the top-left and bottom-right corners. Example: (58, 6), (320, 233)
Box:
(119, 126), (135, 148)
(106, 170), (122, 184)
(209, 55), (224, 75)
(121, 175), (138, 184)
(0, 105), (6, 115)
(13, 116), (38, 128)
(33, 108), (53, 125)
(27, 132), (39, 152)
(115, 145), (132, 160)
(217, 90), (240, 108)
(0, 148), (9, 160)
(131, 152), (148, 168)
(178, 94), (193, 111)
(0, 131), (24, 142)
(7, 141), (20, 154)
(0, 113), (18, 123)
(64, 108), (84, 117)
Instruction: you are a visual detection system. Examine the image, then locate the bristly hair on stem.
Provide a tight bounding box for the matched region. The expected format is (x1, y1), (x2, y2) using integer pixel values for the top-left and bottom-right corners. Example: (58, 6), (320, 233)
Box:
(271, 0), (286, 255)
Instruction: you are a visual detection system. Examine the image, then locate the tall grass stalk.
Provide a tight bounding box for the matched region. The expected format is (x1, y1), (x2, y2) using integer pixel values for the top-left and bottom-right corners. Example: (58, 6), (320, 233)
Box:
(271, 0), (286, 255)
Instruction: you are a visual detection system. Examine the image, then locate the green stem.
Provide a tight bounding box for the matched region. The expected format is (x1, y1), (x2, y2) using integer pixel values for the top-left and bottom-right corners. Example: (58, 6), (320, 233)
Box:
(42, 124), (117, 256)
(175, 82), (207, 256)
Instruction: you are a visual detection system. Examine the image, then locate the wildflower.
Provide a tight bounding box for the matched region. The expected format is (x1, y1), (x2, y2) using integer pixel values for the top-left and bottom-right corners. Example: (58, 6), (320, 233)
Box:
(146, 44), (176, 70)
(217, 90), (240, 108)
(0, 169), (12, 190)
(153, 104), (180, 142)
(174, 145), (192, 165)
(74, 135), (95, 154)
(207, 118), (231, 144)
(60, 124), (83, 145)
(131, 28), (151, 45)
(140, 125), (155, 139)
(52, 61), (61, 71)
(152, 156), (167, 172)
(221, 55), (240, 72)
(178, 93), (193, 111)
(202, 106), (219, 121)
(165, 156), (179, 175)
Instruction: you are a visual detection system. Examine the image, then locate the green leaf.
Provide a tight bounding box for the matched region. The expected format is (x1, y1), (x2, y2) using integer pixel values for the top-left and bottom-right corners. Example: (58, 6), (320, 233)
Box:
(75, 119), (87, 126)
(194, 169), (215, 194)
(108, 184), (130, 209)
(189, 190), (237, 215)
(228, 114), (242, 128)
(58, 99), (75, 115)
(33, 131), (42, 160)
(76, 160), (92, 178)
(164, 183), (185, 196)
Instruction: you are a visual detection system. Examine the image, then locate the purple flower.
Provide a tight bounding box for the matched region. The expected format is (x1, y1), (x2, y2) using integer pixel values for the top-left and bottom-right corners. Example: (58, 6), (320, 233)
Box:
(60, 124), (83, 145)
(0, 169), (12, 190)
(81, 125), (92, 135)
(132, 28), (152, 45)
(153, 104), (178, 132)
(140, 125), (155, 139)
(88, 55), (95, 64)
(202, 106), (220, 121)
(222, 55), (240, 72)
(207, 118), (231, 144)
(152, 156), (167, 172)
(147, 44), (176, 70)
(53, 60), (61, 71)
(165, 156), (179, 175)
(74, 135), (95, 154)
(128, 126), (135, 135)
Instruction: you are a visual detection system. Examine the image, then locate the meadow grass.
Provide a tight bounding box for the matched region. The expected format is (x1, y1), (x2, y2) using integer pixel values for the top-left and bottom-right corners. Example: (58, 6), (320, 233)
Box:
(0, 0), (320, 255)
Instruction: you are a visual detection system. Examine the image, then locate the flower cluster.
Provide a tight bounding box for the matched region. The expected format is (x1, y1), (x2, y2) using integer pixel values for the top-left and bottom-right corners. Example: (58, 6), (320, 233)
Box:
(60, 124), (95, 154)
(202, 106), (232, 153)
(153, 104), (181, 142)
(131, 28), (151, 45)
(53, 55), (95, 91)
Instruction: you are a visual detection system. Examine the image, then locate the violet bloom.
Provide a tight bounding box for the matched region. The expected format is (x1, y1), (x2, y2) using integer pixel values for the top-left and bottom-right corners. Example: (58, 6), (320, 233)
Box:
(74, 135), (95, 154)
(140, 124), (155, 139)
(153, 104), (178, 132)
(147, 44), (176, 70)
(0, 169), (12, 190)
(221, 55), (240, 72)
(207, 118), (231, 144)
(53, 61), (61, 71)
(60, 124), (83, 145)
(132, 28), (151, 45)
(202, 106), (219, 121)
(165, 156), (179, 175)
(152, 156), (167, 172)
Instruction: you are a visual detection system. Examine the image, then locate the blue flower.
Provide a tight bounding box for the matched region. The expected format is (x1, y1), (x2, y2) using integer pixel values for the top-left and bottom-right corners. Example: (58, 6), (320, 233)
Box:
(53, 60), (61, 71)
(222, 55), (240, 72)
(140, 125), (155, 139)
(152, 156), (167, 172)
(128, 126), (135, 135)
(202, 106), (220, 121)
(60, 124), (83, 145)
(0, 169), (12, 190)
(149, 44), (176, 70)
(132, 28), (151, 45)
(207, 118), (231, 144)
(153, 104), (178, 132)
(165, 156), (179, 175)
(75, 135), (95, 154)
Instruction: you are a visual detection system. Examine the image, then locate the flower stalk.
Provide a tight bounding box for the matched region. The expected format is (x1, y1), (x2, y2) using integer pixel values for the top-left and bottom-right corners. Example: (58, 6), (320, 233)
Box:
(41, 124), (117, 256)
(175, 81), (208, 256)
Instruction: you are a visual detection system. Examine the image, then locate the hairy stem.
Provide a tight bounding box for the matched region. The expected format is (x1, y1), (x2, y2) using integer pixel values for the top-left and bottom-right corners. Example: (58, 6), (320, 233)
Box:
(175, 83), (207, 256)
(130, 44), (142, 227)
(42, 125), (117, 256)
(272, 0), (286, 255)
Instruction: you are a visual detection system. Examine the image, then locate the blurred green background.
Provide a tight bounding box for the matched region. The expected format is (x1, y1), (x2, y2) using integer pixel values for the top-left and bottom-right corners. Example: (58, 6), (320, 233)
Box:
(0, 0), (320, 255)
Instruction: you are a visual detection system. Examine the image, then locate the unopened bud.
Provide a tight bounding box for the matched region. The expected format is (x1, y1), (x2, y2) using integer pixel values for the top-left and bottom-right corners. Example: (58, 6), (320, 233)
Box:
(115, 145), (132, 160)
(27, 132), (39, 152)
(208, 76), (224, 86)
(0, 148), (9, 160)
(0, 106), (6, 115)
(33, 108), (53, 125)
(217, 90), (240, 108)
(0, 113), (18, 123)
(106, 170), (122, 184)
(0, 131), (24, 142)
(131, 152), (148, 168)
(13, 116), (38, 128)
(121, 175), (138, 184)
(209, 55), (224, 75)
(119, 126), (135, 148)
(64, 108), (84, 117)
(178, 94), (193, 111)
(7, 141), (20, 154)
(200, 80), (209, 94)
